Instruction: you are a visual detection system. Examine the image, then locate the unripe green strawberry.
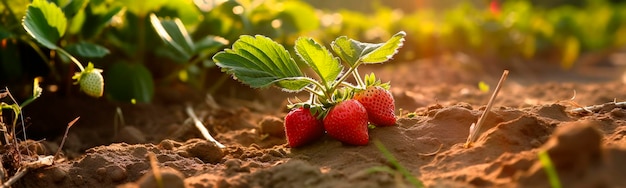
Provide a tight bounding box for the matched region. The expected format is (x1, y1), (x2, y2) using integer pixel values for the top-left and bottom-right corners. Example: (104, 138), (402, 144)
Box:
(73, 63), (104, 98)
(354, 86), (396, 126)
(323, 99), (369, 145)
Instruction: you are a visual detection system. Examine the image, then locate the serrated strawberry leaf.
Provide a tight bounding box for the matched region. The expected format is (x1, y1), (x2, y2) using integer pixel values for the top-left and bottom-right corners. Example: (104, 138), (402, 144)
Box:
(22, 0), (68, 50)
(295, 37), (343, 89)
(213, 35), (312, 92)
(331, 31), (406, 66)
(360, 31), (406, 64)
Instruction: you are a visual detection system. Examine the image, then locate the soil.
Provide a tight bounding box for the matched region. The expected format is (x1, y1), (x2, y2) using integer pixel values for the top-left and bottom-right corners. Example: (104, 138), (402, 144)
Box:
(8, 55), (626, 187)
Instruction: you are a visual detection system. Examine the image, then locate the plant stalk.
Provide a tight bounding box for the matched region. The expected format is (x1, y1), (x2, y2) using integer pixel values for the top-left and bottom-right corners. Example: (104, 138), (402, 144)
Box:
(57, 48), (85, 71)
(329, 61), (363, 97)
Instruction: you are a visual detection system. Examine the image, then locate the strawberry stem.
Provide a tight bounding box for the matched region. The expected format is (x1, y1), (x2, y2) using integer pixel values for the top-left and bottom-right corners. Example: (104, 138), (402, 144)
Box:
(303, 87), (327, 101)
(339, 81), (358, 89)
(352, 67), (365, 88)
(328, 61), (363, 98)
(57, 48), (85, 72)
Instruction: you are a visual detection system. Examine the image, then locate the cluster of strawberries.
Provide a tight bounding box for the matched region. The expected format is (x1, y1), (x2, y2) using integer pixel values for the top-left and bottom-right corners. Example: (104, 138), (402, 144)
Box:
(212, 31), (406, 148)
(285, 86), (396, 147)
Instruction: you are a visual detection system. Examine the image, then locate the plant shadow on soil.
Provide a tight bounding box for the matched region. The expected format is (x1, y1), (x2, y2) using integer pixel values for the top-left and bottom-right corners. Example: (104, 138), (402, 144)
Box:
(12, 57), (626, 187)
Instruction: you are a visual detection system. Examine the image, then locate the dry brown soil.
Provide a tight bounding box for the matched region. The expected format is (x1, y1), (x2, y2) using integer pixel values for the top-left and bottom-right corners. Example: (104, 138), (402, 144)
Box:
(9, 56), (626, 187)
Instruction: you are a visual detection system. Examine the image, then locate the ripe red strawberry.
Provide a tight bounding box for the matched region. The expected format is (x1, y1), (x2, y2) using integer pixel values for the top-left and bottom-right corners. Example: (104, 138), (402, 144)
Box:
(353, 86), (396, 126)
(323, 99), (369, 145)
(284, 107), (324, 147)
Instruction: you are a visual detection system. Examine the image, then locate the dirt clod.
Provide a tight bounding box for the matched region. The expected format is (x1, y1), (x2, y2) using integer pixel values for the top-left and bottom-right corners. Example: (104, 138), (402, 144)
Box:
(259, 116), (285, 138)
(176, 139), (225, 164)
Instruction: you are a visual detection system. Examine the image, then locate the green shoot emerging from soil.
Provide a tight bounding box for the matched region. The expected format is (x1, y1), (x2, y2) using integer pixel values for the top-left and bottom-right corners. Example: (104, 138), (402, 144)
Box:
(538, 150), (562, 188)
(213, 32), (405, 146)
(373, 140), (424, 187)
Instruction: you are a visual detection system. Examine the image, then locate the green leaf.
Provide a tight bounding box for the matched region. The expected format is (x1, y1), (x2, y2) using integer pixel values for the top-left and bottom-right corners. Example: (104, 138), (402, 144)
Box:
(65, 41), (110, 58)
(295, 37), (342, 88)
(150, 14), (194, 61)
(80, 4), (123, 38)
(22, 0), (68, 50)
(330, 36), (359, 66)
(194, 36), (229, 54)
(213, 35), (311, 92)
(331, 31), (406, 66)
(360, 31), (406, 64)
(106, 62), (154, 103)
(61, 0), (88, 18)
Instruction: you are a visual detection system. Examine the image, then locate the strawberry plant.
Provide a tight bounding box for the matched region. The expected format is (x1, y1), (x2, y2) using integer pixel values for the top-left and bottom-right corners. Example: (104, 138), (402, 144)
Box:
(213, 31), (405, 147)
(21, 0), (107, 98)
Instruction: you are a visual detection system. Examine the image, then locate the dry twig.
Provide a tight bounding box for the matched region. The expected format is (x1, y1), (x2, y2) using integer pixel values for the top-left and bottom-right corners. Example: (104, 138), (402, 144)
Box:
(55, 117), (80, 161)
(464, 70), (509, 148)
(569, 101), (626, 114)
(185, 105), (225, 148)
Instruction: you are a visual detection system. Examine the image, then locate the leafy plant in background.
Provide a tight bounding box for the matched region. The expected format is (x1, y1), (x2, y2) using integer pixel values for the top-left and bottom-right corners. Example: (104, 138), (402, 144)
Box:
(1, 0), (120, 99)
(104, 0), (320, 102)
(2, 0), (323, 103)
(317, 0), (626, 69)
(20, 0), (107, 98)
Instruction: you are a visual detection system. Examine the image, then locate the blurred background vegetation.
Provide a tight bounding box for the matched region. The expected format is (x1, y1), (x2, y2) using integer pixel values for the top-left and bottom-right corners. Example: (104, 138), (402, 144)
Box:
(2, 0), (625, 103)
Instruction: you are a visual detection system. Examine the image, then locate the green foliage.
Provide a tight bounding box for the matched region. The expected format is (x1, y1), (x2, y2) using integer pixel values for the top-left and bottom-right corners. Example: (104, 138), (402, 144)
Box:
(150, 14), (196, 61)
(105, 63), (154, 103)
(314, 1), (626, 68)
(21, 0), (106, 98)
(295, 37), (342, 89)
(213, 35), (309, 92)
(7, 0), (626, 102)
(150, 13), (228, 63)
(213, 31), (405, 108)
(0, 78), (42, 146)
(332, 31), (406, 66)
(65, 42), (111, 58)
(22, 0), (67, 50)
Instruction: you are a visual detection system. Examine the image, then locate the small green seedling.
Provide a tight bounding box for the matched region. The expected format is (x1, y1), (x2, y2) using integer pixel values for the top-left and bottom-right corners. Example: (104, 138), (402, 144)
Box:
(372, 140), (424, 187)
(538, 150), (562, 188)
(213, 31), (405, 146)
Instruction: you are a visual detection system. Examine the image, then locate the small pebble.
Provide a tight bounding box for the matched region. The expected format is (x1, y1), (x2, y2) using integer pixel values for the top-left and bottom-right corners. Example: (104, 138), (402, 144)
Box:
(178, 139), (224, 164)
(107, 165), (128, 182)
(159, 140), (176, 150)
(49, 166), (67, 182)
